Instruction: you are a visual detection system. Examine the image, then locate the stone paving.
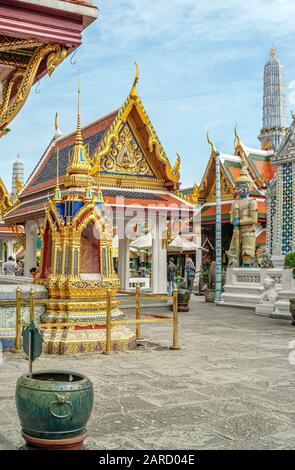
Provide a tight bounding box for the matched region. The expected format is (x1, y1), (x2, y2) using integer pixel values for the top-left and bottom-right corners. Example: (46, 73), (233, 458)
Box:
(1, 297), (295, 450)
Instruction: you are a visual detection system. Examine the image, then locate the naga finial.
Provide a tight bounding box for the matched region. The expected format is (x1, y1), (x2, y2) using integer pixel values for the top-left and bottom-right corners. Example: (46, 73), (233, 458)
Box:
(206, 130), (216, 154)
(130, 62), (139, 99)
(191, 183), (199, 205)
(54, 111), (62, 140)
(172, 153), (180, 174)
(234, 123), (241, 148)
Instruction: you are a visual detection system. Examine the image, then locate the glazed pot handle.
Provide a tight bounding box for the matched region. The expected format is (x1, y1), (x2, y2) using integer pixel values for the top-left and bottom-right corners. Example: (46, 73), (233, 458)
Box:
(49, 393), (73, 419)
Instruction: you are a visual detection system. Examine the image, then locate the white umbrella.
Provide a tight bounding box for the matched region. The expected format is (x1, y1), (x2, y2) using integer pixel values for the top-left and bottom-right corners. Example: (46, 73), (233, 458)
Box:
(168, 235), (206, 252)
(130, 233), (152, 250)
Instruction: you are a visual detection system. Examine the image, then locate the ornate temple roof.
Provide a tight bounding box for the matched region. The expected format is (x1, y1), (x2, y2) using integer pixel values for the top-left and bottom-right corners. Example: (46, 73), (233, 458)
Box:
(201, 200), (267, 225)
(182, 134), (275, 225)
(5, 79), (193, 224)
(0, 0), (98, 136)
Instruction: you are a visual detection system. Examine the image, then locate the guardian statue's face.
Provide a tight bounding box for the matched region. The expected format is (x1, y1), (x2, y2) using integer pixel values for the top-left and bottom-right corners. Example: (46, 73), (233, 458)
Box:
(235, 182), (249, 199)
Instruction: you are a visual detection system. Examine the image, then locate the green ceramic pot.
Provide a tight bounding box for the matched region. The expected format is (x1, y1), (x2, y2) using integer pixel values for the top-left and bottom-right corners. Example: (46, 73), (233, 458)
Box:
(177, 288), (191, 312)
(15, 370), (93, 440)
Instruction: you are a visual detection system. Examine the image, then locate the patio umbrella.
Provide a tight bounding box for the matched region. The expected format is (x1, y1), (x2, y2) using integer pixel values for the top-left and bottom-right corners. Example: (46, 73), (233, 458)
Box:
(130, 233), (152, 250)
(168, 235), (207, 252)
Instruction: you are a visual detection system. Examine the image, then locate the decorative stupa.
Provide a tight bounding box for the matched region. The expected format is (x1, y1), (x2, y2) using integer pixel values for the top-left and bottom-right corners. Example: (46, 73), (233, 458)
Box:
(39, 77), (136, 354)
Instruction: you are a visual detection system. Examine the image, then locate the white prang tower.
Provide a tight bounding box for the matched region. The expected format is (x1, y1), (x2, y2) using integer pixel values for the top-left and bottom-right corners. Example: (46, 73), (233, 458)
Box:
(258, 46), (288, 151)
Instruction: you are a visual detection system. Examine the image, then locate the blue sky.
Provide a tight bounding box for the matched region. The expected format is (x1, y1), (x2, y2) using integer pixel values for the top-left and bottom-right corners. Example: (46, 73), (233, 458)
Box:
(1, 0), (295, 191)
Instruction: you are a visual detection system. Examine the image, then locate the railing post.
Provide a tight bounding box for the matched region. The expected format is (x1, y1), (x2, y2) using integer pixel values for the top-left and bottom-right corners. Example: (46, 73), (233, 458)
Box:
(15, 286), (22, 352)
(29, 287), (35, 322)
(136, 282), (143, 340)
(170, 288), (181, 350)
(104, 289), (112, 355)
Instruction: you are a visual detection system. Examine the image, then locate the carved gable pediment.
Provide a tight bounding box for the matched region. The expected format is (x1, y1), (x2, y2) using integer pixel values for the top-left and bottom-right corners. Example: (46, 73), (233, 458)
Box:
(274, 117), (295, 163)
(101, 122), (155, 177)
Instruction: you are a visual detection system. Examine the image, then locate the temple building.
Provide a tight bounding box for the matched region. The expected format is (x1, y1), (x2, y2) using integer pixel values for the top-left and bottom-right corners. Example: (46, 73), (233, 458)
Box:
(0, 160), (25, 271)
(5, 71), (197, 292)
(0, 0), (98, 137)
(266, 112), (295, 263)
(183, 47), (288, 268)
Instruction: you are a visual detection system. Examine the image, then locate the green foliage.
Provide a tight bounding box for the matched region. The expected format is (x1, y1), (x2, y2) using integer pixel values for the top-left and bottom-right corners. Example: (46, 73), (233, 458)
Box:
(175, 276), (186, 287)
(284, 253), (295, 267)
(284, 253), (295, 279)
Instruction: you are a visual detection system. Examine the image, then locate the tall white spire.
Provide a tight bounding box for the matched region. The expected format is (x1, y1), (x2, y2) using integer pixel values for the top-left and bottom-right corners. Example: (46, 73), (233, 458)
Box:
(258, 46), (288, 150)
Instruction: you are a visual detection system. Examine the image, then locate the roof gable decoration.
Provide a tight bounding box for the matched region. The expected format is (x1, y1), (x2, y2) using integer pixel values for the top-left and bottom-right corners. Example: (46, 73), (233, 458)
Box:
(234, 125), (276, 185)
(274, 112), (295, 164)
(90, 64), (181, 189)
(99, 121), (156, 178)
(198, 134), (236, 201)
(0, 178), (13, 220)
(234, 126), (265, 187)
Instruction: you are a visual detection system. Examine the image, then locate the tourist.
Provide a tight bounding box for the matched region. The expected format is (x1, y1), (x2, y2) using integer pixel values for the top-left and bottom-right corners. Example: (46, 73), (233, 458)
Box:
(185, 257), (196, 293)
(30, 267), (40, 280)
(167, 258), (177, 296)
(3, 256), (16, 276)
(15, 260), (23, 276)
(138, 261), (147, 278)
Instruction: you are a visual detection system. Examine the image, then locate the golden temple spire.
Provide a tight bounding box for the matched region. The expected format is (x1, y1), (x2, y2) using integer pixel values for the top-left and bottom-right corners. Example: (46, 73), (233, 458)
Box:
(206, 130), (216, 154)
(130, 62), (139, 100)
(64, 73), (93, 188)
(53, 113), (61, 201)
(75, 70), (83, 146)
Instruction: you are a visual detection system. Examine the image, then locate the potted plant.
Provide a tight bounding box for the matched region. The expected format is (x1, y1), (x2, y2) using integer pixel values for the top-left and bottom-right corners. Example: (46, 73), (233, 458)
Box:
(15, 322), (93, 450)
(174, 276), (191, 312)
(284, 253), (295, 278)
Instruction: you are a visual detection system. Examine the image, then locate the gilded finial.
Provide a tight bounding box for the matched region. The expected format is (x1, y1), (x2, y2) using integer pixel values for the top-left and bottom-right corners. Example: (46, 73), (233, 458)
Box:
(76, 70), (83, 145)
(53, 112), (62, 201)
(191, 183), (199, 205)
(206, 130), (216, 154)
(234, 123), (241, 148)
(15, 175), (22, 194)
(130, 62), (139, 99)
(270, 44), (276, 58)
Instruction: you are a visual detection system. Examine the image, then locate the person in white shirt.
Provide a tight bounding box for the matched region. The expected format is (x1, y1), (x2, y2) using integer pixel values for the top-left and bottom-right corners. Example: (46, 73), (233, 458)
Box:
(3, 256), (16, 276)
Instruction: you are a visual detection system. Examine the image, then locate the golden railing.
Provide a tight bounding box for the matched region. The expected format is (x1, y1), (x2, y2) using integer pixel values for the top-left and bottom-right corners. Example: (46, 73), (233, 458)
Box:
(3, 284), (180, 353)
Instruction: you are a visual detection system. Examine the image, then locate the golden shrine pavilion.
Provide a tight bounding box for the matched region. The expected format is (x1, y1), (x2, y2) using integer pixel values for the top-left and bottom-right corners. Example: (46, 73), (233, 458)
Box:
(5, 70), (197, 293)
(0, 0), (98, 273)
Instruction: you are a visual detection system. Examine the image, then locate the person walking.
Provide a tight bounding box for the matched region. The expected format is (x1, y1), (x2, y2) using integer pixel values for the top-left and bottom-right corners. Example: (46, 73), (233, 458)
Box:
(3, 256), (16, 276)
(185, 257), (196, 293)
(138, 261), (147, 278)
(167, 258), (177, 296)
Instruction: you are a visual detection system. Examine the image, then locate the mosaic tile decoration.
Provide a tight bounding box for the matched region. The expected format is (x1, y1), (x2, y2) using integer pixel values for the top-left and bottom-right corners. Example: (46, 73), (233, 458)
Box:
(282, 162), (293, 254)
(269, 194), (277, 254)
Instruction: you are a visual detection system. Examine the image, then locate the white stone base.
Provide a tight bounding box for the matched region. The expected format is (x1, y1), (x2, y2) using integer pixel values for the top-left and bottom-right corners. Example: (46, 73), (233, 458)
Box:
(220, 267), (283, 309)
(272, 291), (293, 321)
(221, 267), (295, 321)
(255, 303), (275, 317)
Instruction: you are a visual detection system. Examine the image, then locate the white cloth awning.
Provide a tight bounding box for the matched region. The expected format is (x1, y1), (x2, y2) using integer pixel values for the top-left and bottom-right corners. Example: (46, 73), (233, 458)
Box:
(168, 235), (204, 252)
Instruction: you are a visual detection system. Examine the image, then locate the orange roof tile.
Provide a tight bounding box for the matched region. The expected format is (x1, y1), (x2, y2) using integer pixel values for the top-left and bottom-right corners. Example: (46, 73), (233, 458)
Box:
(256, 230), (266, 245)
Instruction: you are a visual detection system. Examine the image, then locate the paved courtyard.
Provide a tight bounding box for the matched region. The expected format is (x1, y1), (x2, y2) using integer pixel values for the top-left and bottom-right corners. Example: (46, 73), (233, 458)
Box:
(1, 297), (295, 450)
